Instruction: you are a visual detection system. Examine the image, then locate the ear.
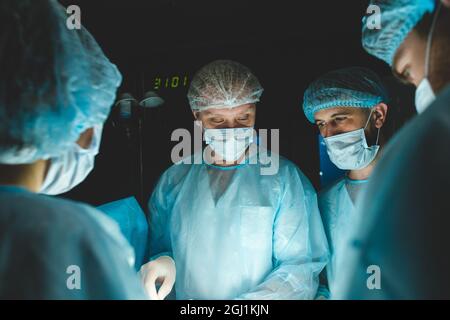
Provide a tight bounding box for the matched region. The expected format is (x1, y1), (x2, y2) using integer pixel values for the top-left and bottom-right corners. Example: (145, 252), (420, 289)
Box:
(76, 127), (94, 149)
(193, 111), (204, 127)
(373, 103), (388, 129)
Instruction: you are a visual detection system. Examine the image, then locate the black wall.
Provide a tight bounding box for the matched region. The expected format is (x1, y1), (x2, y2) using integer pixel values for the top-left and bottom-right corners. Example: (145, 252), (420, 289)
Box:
(58, 0), (416, 210)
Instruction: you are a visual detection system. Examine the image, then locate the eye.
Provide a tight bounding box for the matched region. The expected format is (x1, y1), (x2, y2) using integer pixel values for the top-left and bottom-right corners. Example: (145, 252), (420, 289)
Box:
(316, 121), (325, 129)
(210, 117), (224, 124)
(334, 116), (347, 123)
(398, 67), (414, 85)
(238, 114), (250, 121)
(402, 69), (412, 81)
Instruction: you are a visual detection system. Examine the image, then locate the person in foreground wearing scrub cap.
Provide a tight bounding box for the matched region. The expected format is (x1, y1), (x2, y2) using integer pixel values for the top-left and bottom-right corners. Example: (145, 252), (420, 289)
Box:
(336, 0), (450, 299)
(0, 0), (147, 299)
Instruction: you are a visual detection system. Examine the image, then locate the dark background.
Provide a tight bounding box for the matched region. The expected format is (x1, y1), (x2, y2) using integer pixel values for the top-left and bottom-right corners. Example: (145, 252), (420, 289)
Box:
(58, 0), (416, 211)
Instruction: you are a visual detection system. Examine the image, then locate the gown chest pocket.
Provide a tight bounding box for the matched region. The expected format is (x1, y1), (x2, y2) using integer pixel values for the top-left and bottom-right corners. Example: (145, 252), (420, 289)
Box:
(239, 206), (274, 250)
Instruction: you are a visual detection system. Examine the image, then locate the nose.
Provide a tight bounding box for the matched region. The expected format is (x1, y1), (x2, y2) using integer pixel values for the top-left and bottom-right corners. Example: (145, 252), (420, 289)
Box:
(321, 123), (342, 138)
(219, 119), (243, 129)
(321, 126), (330, 138)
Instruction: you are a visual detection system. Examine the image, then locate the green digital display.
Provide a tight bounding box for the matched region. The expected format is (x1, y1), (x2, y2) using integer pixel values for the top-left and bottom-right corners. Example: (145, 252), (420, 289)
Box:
(153, 75), (189, 90)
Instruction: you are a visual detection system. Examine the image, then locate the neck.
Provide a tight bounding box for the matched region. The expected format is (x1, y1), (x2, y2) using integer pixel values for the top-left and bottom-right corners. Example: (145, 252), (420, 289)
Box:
(0, 160), (47, 192)
(207, 147), (249, 167)
(347, 148), (382, 181)
(213, 152), (246, 167)
(347, 163), (373, 181)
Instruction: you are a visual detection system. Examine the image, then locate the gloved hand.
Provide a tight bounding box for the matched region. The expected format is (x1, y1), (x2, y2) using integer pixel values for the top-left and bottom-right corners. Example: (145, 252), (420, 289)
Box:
(139, 256), (176, 300)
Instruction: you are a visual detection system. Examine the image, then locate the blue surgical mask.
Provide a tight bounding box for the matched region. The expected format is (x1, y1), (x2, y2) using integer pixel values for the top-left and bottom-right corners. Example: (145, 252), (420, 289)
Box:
(40, 124), (102, 195)
(204, 127), (254, 162)
(415, 3), (441, 114)
(324, 110), (380, 171)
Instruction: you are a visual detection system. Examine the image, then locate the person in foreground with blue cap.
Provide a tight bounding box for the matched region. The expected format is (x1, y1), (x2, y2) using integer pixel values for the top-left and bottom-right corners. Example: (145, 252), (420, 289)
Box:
(302, 67), (390, 299)
(0, 0), (147, 299)
(336, 0), (450, 299)
(141, 59), (329, 300)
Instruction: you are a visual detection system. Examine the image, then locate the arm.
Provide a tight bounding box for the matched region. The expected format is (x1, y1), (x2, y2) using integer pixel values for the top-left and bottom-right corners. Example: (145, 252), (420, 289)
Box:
(14, 204), (149, 300)
(141, 172), (176, 300)
(148, 173), (173, 261)
(237, 166), (329, 300)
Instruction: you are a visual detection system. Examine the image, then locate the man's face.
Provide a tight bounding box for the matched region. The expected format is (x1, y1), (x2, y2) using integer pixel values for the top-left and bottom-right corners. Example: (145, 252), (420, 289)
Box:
(393, 5), (450, 92)
(392, 29), (427, 88)
(314, 107), (371, 138)
(194, 103), (256, 129)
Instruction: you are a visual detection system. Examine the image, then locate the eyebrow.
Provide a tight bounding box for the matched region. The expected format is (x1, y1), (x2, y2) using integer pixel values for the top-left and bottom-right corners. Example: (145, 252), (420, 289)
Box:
(315, 112), (351, 123)
(205, 110), (252, 117)
(330, 111), (351, 117)
(391, 47), (410, 84)
(202, 110), (224, 117)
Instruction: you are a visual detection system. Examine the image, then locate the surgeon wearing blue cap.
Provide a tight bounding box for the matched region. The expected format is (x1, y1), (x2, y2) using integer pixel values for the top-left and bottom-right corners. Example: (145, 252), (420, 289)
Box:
(141, 60), (329, 300)
(0, 0), (147, 299)
(336, 0), (450, 299)
(302, 67), (390, 299)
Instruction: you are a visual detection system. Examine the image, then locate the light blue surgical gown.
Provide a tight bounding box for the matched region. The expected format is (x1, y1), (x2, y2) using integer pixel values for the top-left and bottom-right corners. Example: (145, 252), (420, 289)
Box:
(317, 176), (368, 299)
(336, 86), (450, 299)
(98, 197), (149, 270)
(148, 147), (329, 300)
(0, 185), (147, 299)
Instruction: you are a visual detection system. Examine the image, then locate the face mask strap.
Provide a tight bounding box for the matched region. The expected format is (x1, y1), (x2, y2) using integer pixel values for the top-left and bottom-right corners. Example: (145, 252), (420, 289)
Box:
(364, 108), (381, 146)
(363, 108), (375, 129)
(425, 2), (442, 76)
(375, 126), (380, 146)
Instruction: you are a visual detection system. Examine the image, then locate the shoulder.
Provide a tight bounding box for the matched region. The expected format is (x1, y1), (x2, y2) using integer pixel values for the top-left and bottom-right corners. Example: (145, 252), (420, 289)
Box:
(1, 192), (130, 255)
(157, 152), (202, 186)
(386, 86), (450, 159)
(319, 177), (346, 201)
(317, 178), (346, 220)
(259, 149), (317, 196)
(259, 147), (304, 176)
(1, 191), (105, 227)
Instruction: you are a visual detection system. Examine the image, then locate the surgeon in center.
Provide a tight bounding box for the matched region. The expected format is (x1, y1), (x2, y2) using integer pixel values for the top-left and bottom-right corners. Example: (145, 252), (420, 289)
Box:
(140, 60), (329, 300)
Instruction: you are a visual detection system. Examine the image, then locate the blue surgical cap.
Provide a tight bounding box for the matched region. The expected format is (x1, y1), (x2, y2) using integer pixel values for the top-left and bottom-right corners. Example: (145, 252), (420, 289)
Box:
(0, 0), (122, 164)
(302, 67), (389, 123)
(362, 0), (436, 66)
(188, 60), (264, 111)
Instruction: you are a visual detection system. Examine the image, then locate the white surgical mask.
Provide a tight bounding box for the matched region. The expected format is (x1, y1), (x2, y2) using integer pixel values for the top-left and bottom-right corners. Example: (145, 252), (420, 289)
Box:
(40, 124), (102, 195)
(415, 3), (441, 114)
(204, 127), (254, 162)
(415, 78), (436, 114)
(324, 110), (380, 171)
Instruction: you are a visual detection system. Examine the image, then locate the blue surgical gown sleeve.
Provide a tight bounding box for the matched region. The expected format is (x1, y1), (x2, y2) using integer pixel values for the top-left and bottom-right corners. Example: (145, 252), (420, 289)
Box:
(148, 170), (174, 261)
(97, 196), (149, 270)
(0, 188), (148, 299)
(237, 164), (329, 300)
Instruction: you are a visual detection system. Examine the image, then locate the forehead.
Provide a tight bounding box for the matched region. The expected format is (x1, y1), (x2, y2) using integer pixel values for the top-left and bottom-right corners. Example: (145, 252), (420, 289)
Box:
(392, 30), (424, 74)
(314, 106), (366, 120)
(200, 103), (256, 117)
